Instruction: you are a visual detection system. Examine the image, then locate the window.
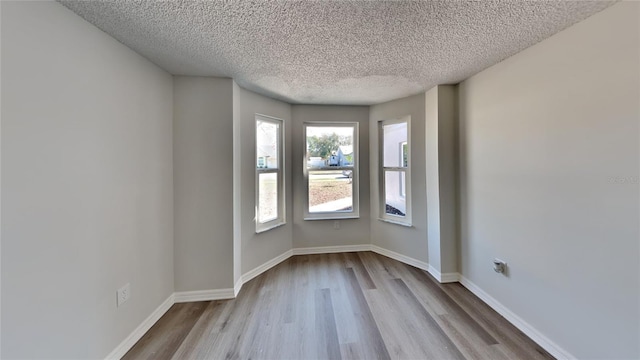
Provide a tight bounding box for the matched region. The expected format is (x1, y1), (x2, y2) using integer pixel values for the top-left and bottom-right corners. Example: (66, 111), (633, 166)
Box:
(304, 122), (359, 220)
(379, 117), (411, 226)
(256, 114), (285, 232)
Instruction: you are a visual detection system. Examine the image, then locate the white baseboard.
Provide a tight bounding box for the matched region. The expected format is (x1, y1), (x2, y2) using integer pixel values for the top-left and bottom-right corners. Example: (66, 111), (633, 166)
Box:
(439, 272), (460, 283)
(292, 244), (371, 255)
(231, 249), (294, 300)
(369, 245), (460, 284)
(370, 244), (430, 271)
(106, 247), (572, 360)
(174, 288), (235, 303)
(234, 245), (374, 297)
(106, 245), (433, 359)
(427, 264), (460, 283)
(104, 293), (174, 360)
(428, 264), (443, 280)
(241, 249), (293, 285)
(233, 277), (243, 297)
(459, 276), (575, 360)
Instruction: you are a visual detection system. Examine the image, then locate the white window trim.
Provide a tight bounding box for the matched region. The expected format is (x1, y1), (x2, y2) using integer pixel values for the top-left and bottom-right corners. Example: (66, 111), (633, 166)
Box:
(255, 114), (286, 233)
(303, 122), (359, 220)
(379, 116), (412, 226)
(399, 141), (407, 198)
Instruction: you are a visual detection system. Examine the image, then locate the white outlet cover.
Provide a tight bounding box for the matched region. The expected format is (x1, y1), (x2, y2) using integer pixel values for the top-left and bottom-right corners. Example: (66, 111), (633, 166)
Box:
(117, 283), (131, 307)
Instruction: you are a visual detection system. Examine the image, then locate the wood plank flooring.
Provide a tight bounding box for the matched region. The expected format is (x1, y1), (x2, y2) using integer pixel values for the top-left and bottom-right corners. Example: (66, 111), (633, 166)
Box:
(123, 252), (554, 360)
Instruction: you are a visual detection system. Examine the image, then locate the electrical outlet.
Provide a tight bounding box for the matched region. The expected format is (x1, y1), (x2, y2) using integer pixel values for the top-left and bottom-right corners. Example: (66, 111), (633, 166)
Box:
(333, 220), (340, 229)
(493, 259), (507, 274)
(117, 283), (131, 307)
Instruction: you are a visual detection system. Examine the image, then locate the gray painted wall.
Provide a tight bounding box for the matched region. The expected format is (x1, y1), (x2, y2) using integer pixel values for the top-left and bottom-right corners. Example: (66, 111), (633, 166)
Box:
(232, 82), (243, 285)
(425, 88), (441, 271)
(369, 94), (428, 263)
(426, 85), (459, 275)
(436, 86), (459, 275)
(291, 105), (371, 248)
(458, 2), (639, 358)
(2, 1), (637, 359)
(234, 86), (293, 274)
(1, 2), (174, 358)
(174, 76), (234, 291)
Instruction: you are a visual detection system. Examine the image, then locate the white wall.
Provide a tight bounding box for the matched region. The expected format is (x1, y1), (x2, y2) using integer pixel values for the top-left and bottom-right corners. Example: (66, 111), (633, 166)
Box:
(292, 105), (370, 248)
(1, 2), (174, 358)
(370, 94), (428, 263)
(458, 2), (639, 358)
(233, 86), (292, 274)
(174, 76), (234, 291)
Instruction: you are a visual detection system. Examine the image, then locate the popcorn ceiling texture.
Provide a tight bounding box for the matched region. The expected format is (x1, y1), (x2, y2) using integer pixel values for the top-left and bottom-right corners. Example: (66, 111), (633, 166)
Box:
(58, 0), (614, 105)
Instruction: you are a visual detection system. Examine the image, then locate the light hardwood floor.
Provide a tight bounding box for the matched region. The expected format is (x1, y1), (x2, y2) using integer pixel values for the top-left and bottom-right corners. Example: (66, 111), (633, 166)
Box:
(123, 252), (554, 360)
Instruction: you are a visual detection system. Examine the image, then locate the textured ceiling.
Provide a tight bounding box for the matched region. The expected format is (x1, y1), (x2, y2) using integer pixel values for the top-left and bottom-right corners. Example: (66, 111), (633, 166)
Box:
(58, 0), (614, 105)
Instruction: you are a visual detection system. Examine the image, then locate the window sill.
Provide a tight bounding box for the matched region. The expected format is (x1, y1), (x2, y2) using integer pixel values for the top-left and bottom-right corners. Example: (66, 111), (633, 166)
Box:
(378, 218), (412, 227)
(304, 215), (360, 221)
(307, 166), (354, 171)
(256, 221), (286, 234)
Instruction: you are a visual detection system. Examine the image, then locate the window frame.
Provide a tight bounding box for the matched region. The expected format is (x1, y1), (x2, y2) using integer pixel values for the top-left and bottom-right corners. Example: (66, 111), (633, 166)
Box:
(379, 117), (412, 226)
(255, 114), (286, 233)
(303, 122), (359, 220)
(399, 141), (407, 198)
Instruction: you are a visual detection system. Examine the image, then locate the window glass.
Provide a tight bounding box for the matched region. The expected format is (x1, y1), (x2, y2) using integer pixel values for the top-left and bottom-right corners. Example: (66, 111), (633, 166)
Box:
(304, 123), (359, 220)
(379, 117), (411, 225)
(256, 115), (285, 232)
(256, 121), (279, 169)
(308, 171), (353, 213)
(383, 122), (408, 168)
(258, 173), (278, 223)
(384, 170), (406, 216)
